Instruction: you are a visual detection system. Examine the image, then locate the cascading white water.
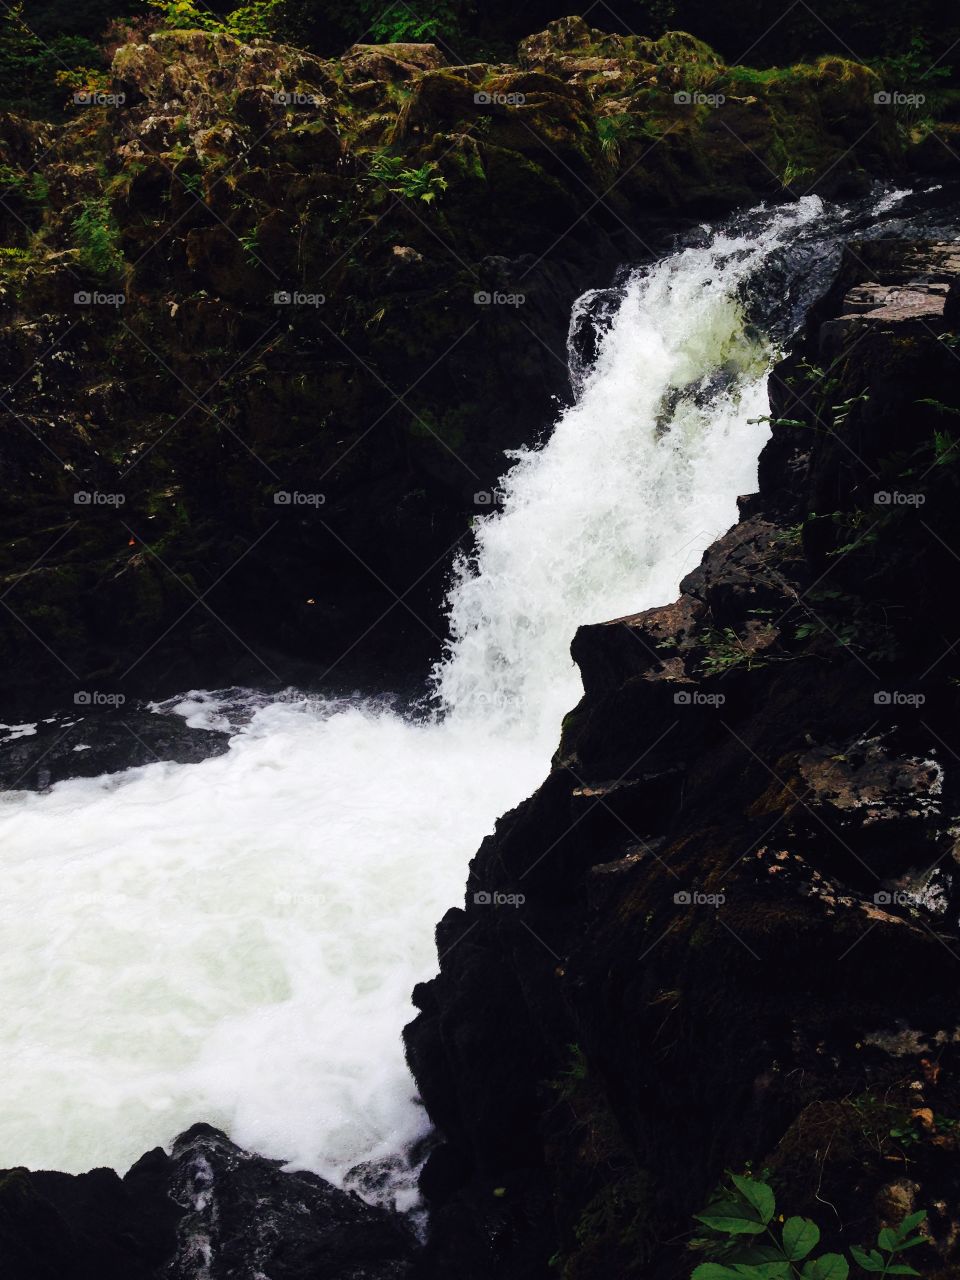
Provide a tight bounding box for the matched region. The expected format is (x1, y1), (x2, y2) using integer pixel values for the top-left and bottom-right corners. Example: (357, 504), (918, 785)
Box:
(0, 197), (827, 1206)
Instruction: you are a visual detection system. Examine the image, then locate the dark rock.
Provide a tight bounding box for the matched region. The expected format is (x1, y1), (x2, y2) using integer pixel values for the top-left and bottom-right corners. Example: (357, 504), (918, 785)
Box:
(0, 706), (230, 792)
(0, 1125), (417, 1280)
(164, 1124), (415, 1279)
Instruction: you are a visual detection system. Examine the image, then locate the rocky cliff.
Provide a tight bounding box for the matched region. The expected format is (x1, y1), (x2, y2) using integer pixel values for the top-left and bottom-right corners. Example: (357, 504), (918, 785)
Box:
(0, 16), (926, 712)
(404, 240), (960, 1278)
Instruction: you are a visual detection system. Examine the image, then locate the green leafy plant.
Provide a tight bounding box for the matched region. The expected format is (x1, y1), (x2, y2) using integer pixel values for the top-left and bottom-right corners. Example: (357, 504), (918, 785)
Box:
(870, 35), (951, 124)
(792, 585), (897, 662)
(0, 165), (48, 204)
(147, 0), (222, 31)
(831, 390), (870, 430)
(0, 1), (103, 114)
(918, 396), (960, 419)
(547, 1042), (589, 1103)
(369, 0), (459, 42)
(148, 0), (287, 41)
(691, 1173), (848, 1279)
(366, 154), (448, 203)
(179, 171), (204, 198)
(699, 626), (772, 675)
(72, 196), (124, 278)
(596, 113), (637, 165)
(691, 1175), (928, 1279)
(850, 1211), (928, 1275)
(238, 228), (261, 265)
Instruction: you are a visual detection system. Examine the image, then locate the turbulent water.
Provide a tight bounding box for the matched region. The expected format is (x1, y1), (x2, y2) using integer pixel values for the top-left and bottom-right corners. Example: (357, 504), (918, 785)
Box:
(0, 188), (938, 1207)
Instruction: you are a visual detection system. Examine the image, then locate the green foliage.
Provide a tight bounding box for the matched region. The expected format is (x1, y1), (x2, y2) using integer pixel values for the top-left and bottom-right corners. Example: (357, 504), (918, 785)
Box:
(72, 196), (124, 278)
(933, 429), (957, 466)
(366, 154), (448, 203)
(319, 0), (460, 44)
(223, 0), (287, 40)
(870, 35), (952, 120)
(548, 1042), (589, 1101)
(917, 396), (960, 419)
(237, 228), (261, 264)
(849, 1211), (927, 1275)
(0, 1), (103, 113)
(699, 627), (769, 675)
(148, 0), (288, 41)
(690, 1175), (928, 1279)
(0, 166), (49, 204)
(596, 113), (638, 165)
(691, 1172), (844, 1279)
(574, 1171), (651, 1251)
(793, 586), (896, 660)
(179, 171), (204, 198)
(146, 0), (222, 31)
(370, 0), (459, 42)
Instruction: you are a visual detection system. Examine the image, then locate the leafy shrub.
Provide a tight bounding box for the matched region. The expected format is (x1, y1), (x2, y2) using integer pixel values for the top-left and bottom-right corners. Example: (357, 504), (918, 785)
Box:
(72, 196), (124, 278)
(148, 0), (289, 41)
(690, 1172), (928, 1278)
(316, 0), (461, 44)
(0, 2), (104, 113)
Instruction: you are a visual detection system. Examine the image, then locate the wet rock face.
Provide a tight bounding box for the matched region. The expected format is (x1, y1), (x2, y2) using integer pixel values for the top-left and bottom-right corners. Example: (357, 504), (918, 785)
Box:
(0, 1125), (415, 1280)
(0, 22), (917, 713)
(0, 706), (229, 791)
(404, 240), (960, 1279)
(164, 1125), (415, 1280)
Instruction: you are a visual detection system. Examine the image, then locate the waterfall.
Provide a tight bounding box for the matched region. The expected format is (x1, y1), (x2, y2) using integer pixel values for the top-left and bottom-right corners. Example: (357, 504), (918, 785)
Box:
(0, 193), (907, 1207)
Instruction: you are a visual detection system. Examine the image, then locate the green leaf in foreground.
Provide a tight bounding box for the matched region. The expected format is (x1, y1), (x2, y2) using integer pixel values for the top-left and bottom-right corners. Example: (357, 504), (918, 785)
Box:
(731, 1174), (776, 1225)
(849, 1245), (885, 1272)
(695, 1202), (767, 1236)
(801, 1254), (849, 1280)
(782, 1216), (820, 1260)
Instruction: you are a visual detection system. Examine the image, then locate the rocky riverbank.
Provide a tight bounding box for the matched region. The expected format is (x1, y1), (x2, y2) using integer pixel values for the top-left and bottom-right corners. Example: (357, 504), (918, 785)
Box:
(403, 239), (960, 1278)
(0, 1123), (415, 1279)
(0, 16), (937, 713)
